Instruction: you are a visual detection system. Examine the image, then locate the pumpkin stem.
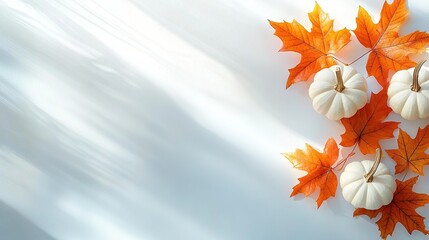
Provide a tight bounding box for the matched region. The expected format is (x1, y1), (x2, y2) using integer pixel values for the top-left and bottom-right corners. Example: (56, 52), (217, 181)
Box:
(365, 148), (381, 183)
(411, 60), (427, 92)
(334, 67), (345, 92)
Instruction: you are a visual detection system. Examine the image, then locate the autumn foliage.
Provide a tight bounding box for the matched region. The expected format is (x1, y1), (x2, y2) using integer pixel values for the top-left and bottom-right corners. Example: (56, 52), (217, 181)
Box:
(270, 0), (429, 89)
(283, 138), (339, 208)
(354, 177), (429, 239)
(269, 3), (350, 88)
(354, 0), (429, 87)
(340, 90), (399, 155)
(271, 0), (429, 239)
(386, 126), (429, 175)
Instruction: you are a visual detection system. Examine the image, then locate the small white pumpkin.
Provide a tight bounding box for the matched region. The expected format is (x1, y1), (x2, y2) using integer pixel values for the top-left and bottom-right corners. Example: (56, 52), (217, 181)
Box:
(388, 60), (429, 120)
(340, 149), (396, 210)
(309, 65), (368, 120)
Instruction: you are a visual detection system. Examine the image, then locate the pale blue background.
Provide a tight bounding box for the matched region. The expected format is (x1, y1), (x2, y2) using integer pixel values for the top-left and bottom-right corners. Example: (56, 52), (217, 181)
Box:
(0, 0), (428, 239)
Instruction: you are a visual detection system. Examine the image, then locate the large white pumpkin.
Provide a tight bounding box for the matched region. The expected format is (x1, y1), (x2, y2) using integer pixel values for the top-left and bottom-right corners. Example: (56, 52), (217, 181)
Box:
(309, 65), (368, 120)
(388, 60), (429, 120)
(340, 149), (396, 210)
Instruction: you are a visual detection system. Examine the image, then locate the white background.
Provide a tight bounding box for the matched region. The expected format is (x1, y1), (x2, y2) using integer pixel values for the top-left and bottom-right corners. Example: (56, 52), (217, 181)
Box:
(0, 0), (428, 239)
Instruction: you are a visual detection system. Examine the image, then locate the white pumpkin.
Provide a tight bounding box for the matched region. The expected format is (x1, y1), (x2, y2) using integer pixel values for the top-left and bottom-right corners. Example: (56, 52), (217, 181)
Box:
(340, 149), (396, 210)
(388, 60), (429, 120)
(309, 65), (368, 120)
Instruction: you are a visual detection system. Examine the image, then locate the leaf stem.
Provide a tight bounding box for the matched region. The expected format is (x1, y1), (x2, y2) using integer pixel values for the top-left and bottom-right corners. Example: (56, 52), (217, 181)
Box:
(330, 55), (348, 65)
(347, 50), (372, 66)
(401, 168), (409, 182)
(331, 50), (372, 66)
(333, 142), (358, 170)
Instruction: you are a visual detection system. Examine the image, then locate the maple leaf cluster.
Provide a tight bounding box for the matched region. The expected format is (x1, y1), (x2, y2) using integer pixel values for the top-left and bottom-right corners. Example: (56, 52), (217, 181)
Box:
(270, 0), (429, 88)
(270, 0), (429, 239)
(354, 177), (429, 239)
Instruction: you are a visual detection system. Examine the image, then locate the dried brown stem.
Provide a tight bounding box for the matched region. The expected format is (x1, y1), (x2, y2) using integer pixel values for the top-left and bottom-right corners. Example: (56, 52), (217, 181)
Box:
(411, 60), (427, 92)
(364, 148), (381, 183)
(335, 67), (345, 92)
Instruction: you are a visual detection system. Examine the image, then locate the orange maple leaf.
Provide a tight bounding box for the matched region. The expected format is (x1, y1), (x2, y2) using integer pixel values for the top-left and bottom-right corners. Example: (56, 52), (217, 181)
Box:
(354, 177), (429, 239)
(269, 2), (351, 88)
(340, 90), (399, 155)
(283, 138), (338, 208)
(354, 0), (429, 87)
(386, 126), (429, 175)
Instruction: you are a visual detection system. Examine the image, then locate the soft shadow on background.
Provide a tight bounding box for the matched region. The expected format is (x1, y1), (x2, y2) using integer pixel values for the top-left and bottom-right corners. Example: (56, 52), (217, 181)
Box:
(0, 0), (428, 239)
